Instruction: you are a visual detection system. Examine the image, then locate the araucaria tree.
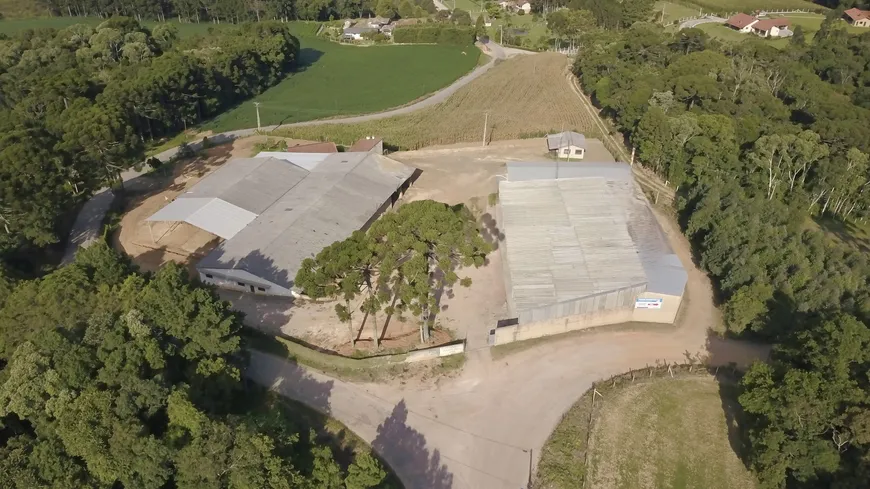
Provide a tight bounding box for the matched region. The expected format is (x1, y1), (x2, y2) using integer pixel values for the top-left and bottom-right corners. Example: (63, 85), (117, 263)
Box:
(296, 200), (491, 346)
(370, 200), (491, 343)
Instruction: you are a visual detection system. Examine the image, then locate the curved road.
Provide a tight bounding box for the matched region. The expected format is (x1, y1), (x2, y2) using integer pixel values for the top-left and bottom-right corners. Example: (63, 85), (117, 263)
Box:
(62, 42), (511, 263)
(679, 15), (726, 30)
(247, 210), (770, 489)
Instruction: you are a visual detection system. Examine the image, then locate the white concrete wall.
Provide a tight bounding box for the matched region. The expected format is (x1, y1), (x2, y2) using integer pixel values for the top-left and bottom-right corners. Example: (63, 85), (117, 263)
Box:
(493, 292), (683, 346)
(556, 145), (585, 160)
(198, 268), (293, 297)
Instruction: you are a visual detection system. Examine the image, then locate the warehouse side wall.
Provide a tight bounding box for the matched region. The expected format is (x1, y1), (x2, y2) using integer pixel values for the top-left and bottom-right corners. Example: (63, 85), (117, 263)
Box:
(493, 288), (682, 346)
(197, 268), (293, 297)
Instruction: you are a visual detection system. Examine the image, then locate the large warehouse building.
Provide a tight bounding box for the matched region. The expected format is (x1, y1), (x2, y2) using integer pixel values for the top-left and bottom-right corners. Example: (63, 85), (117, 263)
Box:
(147, 147), (416, 296)
(493, 162), (687, 344)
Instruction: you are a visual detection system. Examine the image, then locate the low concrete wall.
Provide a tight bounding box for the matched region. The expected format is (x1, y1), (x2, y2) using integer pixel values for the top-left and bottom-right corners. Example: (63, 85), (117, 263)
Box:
(494, 307), (635, 345)
(405, 341), (466, 363)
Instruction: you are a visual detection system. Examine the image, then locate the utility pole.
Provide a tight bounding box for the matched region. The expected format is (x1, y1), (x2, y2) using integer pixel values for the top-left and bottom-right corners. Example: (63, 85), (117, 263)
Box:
(253, 101), (262, 132)
(500, 24), (503, 44)
(481, 112), (489, 147)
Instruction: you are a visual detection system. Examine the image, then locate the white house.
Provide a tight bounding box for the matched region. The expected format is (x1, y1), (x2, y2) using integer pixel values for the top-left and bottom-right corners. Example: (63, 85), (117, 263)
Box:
(546, 131), (586, 160)
(498, 0), (531, 14)
(516, 0), (531, 13)
(342, 22), (378, 40)
(725, 13), (758, 33)
(751, 18), (792, 38)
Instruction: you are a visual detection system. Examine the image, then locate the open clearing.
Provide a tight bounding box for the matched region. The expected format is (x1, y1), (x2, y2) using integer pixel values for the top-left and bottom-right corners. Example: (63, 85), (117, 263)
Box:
(276, 52), (599, 149)
(536, 375), (757, 489)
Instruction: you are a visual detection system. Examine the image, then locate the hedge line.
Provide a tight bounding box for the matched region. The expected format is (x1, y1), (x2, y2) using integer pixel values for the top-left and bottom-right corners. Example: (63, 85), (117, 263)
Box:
(392, 25), (476, 45)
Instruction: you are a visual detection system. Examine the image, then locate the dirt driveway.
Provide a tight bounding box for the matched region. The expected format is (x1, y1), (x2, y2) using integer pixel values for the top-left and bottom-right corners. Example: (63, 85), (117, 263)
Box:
(246, 166), (769, 489)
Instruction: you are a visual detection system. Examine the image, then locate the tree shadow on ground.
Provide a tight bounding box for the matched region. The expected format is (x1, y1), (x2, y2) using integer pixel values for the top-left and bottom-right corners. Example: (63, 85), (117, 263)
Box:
(372, 400), (453, 489)
(715, 374), (753, 470)
(479, 211), (504, 251)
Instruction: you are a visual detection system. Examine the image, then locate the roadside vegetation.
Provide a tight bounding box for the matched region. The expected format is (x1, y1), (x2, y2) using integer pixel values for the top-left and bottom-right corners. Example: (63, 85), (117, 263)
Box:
(536, 374), (755, 489)
(275, 52), (599, 149)
(565, 1), (870, 487)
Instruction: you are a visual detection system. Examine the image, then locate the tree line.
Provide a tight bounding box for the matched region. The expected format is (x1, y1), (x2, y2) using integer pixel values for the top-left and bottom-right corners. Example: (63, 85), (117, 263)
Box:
(31, 0), (408, 22)
(0, 243), (393, 488)
(0, 18), (298, 275)
(570, 5), (870, 487)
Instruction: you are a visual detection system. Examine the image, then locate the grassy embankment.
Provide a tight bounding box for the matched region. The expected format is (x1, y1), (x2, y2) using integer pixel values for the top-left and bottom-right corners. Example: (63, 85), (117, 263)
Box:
(535, 374), (757, 489)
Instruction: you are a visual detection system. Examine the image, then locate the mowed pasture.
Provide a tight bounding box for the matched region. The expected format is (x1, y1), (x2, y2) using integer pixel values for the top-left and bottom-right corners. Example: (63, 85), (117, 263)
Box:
(275, 52), (599, 149)
(206, 38), (479, 131)
(679, 0), (821, 13)
(535, 375), (757, 489)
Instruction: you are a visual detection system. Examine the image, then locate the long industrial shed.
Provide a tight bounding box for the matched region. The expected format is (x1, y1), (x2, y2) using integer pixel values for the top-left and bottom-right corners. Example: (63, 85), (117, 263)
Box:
(147, 150), (416, 296)
(493, 162), (687, 344)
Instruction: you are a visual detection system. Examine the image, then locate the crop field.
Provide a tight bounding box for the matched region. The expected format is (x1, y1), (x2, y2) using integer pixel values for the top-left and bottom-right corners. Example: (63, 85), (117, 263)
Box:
(205, 39), (478, 131)
(535, 375), (756, 489)
(274, 52), (599, 149)
(656, 1), (702, 24)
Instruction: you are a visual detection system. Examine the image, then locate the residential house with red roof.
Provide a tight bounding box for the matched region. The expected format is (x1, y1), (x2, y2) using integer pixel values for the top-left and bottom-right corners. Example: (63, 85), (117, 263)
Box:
(844, 7), (870, 27)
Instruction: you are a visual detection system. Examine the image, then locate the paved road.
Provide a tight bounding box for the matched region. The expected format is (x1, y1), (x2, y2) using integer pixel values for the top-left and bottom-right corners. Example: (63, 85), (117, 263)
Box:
(247, 210), (770, 489)
(62, 42), (512, 262)
(679, 15), (726, 29)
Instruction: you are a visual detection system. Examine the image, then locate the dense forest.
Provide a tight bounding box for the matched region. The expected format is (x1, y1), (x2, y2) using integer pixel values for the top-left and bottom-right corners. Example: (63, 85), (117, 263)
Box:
(570, 4), (870, 488)
(0, 18), (298, 274)
(17, 0), (432, 22)
(0, 243), (392, 488)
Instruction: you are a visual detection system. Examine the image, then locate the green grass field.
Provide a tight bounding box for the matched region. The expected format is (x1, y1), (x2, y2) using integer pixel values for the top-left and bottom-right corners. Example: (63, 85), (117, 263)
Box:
(205, 39), (478, 131)
(535, 376), (756, 489)
(656, 1), (703, 24)
(681, 0), (821, 13)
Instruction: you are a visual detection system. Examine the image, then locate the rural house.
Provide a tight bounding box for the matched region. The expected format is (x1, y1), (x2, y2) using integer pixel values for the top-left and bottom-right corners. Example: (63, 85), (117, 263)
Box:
(726, 13), (759, 32)
(751, 18), (791, 37)
(343, 22), (378, 40)
(844, 7), (870, 27)
(546, 131), (586, 160)
(498, 0), (531, 14)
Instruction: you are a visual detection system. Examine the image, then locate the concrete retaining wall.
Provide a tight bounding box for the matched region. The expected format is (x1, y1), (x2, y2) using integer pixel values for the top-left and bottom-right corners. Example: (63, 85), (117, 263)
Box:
(405, 341), (466, 363)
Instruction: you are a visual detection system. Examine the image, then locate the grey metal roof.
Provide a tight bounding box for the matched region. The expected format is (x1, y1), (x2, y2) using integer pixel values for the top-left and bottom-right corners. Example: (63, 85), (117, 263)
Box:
(197, 152), (415, 289)
(546, 131), (586, 151)
(255, 152), (331, 171)
(507, 161), (631, 182)
(176, 157), (309, 214)
(344, 24), (378, 34)
(499, 163), (687, 313)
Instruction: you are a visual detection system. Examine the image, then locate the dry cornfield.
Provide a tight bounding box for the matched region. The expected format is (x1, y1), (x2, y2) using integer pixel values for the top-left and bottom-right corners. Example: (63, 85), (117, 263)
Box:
(274, 52), (600, 150)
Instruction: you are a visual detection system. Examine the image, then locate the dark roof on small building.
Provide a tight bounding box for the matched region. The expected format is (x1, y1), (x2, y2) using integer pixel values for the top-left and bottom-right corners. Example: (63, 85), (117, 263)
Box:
(343, 23), (378, 35)
(726, 13), (758, 29)
(546, 131), (586, 151)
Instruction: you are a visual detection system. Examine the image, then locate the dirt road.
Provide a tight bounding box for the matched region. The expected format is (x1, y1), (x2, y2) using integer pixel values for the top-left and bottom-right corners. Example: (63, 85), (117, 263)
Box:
(246, 206), (770, 489)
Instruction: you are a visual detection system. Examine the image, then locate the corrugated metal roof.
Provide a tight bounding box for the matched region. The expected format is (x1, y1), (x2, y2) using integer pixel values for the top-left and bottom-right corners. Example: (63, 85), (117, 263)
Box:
(546, 131), (586, 151)
(197, 152), (415, 288)
(179, 157), (310, 214)
(255, 152), (331, 171)
(499, 163), (687, 312)
(146, 197), (257, 240)
(507, 161), (631, 182)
